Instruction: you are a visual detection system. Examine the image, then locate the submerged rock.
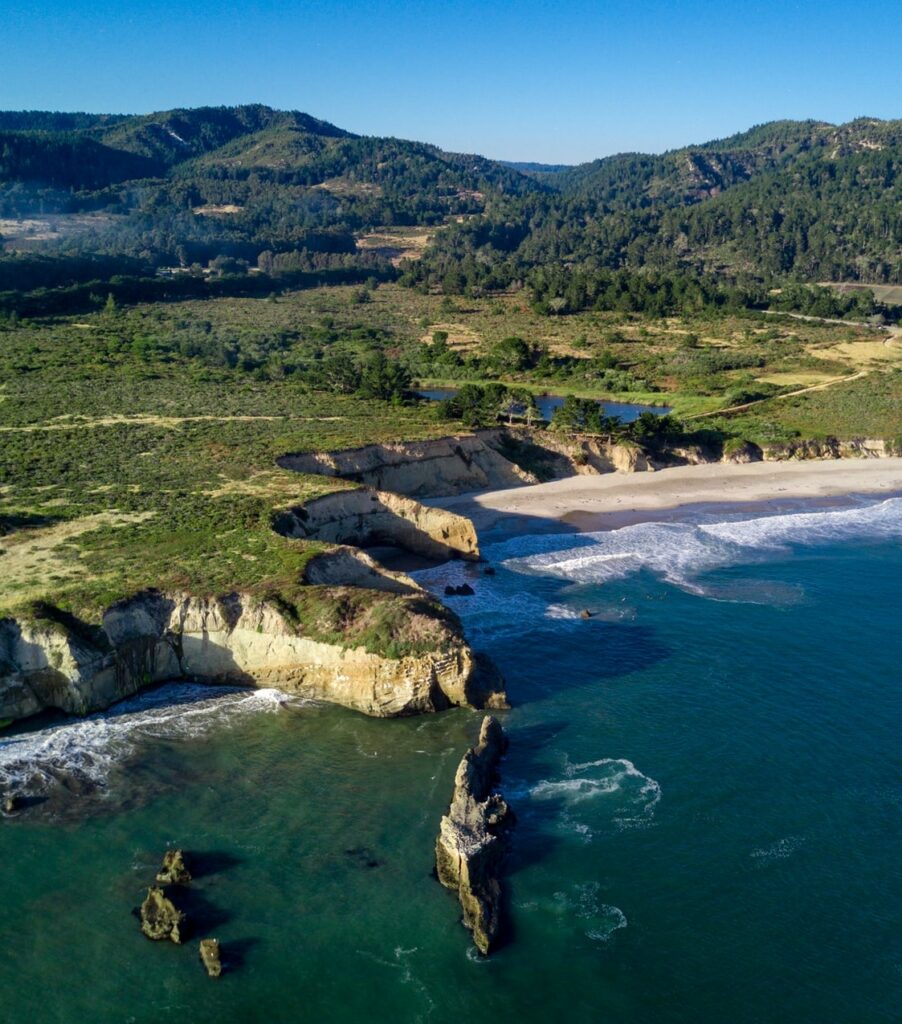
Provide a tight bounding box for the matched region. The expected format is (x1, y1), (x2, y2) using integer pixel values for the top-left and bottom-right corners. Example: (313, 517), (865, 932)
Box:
(156, 849), (192, 885)
(199, 938), (222, 978)
(435, 716), (514, 955)
(140, 886), (186, 943)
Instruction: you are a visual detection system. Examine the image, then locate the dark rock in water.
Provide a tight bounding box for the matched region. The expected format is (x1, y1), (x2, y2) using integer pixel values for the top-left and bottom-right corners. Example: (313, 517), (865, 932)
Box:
(483, 566), (496, 576)
(466, 652), (510, 711)
(345, 846), (382, 869)
(580, 609), (593, 620)
(140, 886), (187, 943)
(199, 938), (222, 978)
(156, 849), (192, 885)
(435, 716), (514, 956)
(2, 794), (21, 815)
(444, 583), (476, 597)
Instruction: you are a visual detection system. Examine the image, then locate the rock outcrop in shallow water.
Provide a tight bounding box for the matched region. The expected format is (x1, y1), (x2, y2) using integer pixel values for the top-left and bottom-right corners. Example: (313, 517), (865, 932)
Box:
(157, 849), (192, 885)
(0, 589), (505, 723)
(435, 716), (514, 955)
(140, 887), (186, 943)
(199, 938), (222, 978)
(274, 487), (480, 562)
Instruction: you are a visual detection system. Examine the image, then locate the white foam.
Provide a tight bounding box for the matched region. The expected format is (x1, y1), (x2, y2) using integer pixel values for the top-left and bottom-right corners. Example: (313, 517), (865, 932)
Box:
(528, 757), (661, 830)
(0, 683), (292, 797)
(498, 497), (902, 594)
(554, 881), (628, 942)
(751, 835), (806, 863)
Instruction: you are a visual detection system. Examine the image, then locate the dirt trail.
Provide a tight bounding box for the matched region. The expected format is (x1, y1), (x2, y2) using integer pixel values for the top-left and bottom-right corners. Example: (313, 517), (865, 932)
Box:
(688, 371), (866, 420)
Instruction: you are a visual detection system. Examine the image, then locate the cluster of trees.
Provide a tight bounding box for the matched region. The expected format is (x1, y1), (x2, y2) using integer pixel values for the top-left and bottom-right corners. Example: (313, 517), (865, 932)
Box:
(2, 107), (901, 319)
(434, 383), (541, 428)
(0, 264), (393, 318)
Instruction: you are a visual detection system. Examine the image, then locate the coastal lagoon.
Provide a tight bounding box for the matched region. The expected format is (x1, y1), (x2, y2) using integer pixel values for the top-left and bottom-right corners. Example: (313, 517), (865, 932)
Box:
(417, 389), (672, 423)
(2, 496), (901, 1023)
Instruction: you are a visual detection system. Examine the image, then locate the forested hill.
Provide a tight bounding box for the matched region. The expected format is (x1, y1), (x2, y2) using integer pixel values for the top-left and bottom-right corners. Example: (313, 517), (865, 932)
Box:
(1, 107), (900, 315)
(0, 104), (545, 268)
(406, 117), (902, 299)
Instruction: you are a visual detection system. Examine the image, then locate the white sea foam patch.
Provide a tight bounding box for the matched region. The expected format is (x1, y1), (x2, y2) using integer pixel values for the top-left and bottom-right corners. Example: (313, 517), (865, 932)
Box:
(553, 882), (628, 943)
(751, 835), (806, 864)
(502, 497), (902, 593)
(529, 758), (661, 831)
(0, 683), (290, 797)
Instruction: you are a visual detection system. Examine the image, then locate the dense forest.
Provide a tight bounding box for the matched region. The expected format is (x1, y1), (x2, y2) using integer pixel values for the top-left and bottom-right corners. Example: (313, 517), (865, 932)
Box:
(0, 106), (900, 318)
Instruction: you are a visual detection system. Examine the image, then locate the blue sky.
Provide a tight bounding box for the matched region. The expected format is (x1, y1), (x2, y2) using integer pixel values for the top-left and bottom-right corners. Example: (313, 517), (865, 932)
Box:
(2, 0), (900, 163)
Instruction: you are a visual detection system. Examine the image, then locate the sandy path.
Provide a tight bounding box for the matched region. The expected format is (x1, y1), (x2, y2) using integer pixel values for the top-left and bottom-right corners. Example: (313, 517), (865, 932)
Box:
(430, 458), (902, 534)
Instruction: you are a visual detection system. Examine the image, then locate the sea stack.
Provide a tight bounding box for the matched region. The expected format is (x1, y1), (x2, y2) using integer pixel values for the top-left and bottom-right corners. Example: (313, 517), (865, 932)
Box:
(139, 887), (187, 943)
(435, 715), (514, 955)
(199, 938), (223, 978)
(156, 849), (192, 885)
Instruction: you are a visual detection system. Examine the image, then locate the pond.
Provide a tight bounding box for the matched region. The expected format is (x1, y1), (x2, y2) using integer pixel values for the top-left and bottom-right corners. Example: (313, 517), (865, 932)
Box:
(416, 388), (672, 424)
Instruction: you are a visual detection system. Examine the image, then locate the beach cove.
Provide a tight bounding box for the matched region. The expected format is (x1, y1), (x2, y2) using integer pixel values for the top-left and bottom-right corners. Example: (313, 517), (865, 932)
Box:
(2, 456), (901, 1021)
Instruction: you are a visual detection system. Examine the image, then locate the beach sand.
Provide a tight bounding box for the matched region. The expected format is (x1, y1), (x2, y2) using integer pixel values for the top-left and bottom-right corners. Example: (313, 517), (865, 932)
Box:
(430, 457), (902, 536)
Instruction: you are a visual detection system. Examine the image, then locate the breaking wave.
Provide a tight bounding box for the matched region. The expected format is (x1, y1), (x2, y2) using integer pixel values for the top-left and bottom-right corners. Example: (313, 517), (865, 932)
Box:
(497, 497), (902, 596)
(527, 757), (661, 832)
(0, 683), (292, 800)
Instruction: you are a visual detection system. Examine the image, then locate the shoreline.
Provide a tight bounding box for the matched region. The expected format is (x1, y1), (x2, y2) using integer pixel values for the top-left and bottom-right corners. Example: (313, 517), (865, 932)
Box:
(429, 458), (902, 538)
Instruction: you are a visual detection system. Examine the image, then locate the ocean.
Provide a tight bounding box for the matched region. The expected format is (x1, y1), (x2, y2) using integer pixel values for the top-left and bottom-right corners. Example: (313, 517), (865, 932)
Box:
(2, 496), (900, 1023)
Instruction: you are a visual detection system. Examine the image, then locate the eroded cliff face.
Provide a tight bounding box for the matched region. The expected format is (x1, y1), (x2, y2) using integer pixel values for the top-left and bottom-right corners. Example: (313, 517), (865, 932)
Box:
(278, 431), (537, 497)
(274, 488), (481, 561)
(279, 429), (664, 505)
(301, 546), (421, 594)
(0, 590), (506, 723)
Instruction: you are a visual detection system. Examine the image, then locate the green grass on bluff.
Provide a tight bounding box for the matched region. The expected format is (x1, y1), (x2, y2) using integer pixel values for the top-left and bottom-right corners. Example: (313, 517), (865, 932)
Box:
(1, 283), (900, 619)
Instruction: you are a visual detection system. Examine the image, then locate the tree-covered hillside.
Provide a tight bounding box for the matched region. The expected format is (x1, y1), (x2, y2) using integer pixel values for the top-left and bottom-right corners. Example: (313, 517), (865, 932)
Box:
(406, 117), (902, 303)
(1, 108), (900, 317)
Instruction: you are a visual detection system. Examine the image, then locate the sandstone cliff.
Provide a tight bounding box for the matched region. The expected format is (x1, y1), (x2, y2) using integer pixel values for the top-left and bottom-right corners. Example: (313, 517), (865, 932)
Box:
(278, 431), (537, 497)
(435, 715), (514, 955)
(301, 546), (421, 594)
(274, 487), (481, 561)
(278, 429), (658, 503)
(0, 589), (506, 723)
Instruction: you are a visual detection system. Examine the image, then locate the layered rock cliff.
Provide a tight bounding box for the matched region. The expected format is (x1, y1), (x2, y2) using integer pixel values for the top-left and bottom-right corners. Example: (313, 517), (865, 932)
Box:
(274, 487), (481, 561)
(0, 589), (506, 723)
(278, 429), (657, 503)
(278, 431), (537, 497)
(435, 715), (514, 955)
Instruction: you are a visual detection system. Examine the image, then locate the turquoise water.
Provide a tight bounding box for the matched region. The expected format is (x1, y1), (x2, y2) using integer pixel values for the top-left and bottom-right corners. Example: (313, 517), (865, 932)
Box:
(2, 497), (901, 1023)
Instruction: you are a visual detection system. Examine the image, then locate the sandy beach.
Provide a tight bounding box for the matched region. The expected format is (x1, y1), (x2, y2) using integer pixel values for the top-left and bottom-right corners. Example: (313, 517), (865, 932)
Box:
(431, 457), (902, 534)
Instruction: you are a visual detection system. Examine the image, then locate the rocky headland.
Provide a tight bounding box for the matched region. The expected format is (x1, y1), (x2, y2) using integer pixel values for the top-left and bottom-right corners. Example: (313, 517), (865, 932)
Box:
(0, 587), (505, 723)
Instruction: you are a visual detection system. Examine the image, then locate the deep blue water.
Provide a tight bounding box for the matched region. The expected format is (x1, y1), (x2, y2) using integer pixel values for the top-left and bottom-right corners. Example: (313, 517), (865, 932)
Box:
(417, 388), (672, 423)
(1, 496), (900, 1023)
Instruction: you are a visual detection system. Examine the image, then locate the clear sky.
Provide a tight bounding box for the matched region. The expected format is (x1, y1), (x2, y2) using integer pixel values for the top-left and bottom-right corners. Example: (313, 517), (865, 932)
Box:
(2, 0), (900, 163)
